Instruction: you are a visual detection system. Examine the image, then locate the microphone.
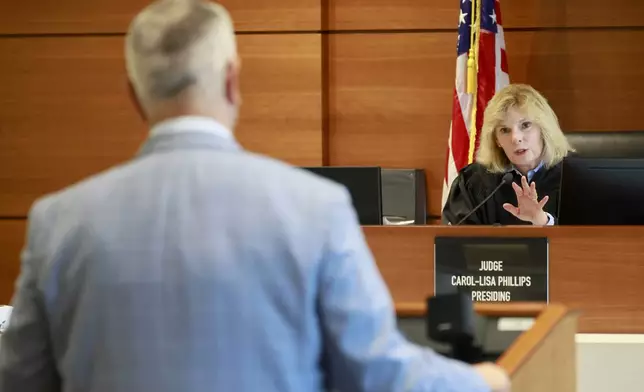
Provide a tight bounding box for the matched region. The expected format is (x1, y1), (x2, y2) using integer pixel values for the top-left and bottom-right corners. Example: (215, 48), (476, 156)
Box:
(454, 172), (514, 225)
(426, 293), (483, 364)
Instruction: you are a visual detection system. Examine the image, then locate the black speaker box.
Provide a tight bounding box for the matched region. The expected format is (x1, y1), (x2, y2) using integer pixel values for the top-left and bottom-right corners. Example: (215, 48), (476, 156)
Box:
(302, 166), (383, 225)
(426, 293), (476, 343)
(302, 166), (427, 225)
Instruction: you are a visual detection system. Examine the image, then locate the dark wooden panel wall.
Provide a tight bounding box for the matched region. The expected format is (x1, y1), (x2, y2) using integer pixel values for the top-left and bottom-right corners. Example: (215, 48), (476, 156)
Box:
(1, 0), (643, 305)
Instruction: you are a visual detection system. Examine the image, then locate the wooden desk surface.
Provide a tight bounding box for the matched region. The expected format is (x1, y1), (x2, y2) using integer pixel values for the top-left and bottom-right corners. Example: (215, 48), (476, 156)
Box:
(364, 225), (644, 334)
(2, 222), (643, 333)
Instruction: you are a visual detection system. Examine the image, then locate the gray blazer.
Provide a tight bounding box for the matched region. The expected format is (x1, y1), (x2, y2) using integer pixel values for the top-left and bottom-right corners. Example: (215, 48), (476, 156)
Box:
(0, 117), (489, 392)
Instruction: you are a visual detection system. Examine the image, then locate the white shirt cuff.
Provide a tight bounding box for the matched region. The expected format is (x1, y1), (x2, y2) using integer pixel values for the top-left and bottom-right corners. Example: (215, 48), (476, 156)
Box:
(0, 305), (12, 334)
(545, 212), (555, 226)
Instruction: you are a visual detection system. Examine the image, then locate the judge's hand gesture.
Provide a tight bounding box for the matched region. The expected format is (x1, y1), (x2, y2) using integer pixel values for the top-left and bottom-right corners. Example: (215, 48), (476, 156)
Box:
(502, 176), (549, 226)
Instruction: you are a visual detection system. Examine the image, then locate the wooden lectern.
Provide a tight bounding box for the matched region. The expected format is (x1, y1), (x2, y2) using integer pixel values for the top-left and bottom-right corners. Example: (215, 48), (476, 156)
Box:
(397, 302), (578, 392)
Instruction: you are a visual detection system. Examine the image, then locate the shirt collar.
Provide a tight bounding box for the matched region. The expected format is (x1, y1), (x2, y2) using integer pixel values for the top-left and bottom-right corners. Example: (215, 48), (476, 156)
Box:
(510, 160), (544, 182)
(150, 116), (233, 140)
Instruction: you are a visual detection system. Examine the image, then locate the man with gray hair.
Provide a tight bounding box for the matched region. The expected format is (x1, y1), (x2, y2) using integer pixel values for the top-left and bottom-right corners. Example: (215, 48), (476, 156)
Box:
(0, 1), (509, 392)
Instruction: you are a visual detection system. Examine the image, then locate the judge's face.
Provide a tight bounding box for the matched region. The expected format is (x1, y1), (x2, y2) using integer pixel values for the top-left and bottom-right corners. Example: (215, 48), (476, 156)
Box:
(495, 107), (544, 174)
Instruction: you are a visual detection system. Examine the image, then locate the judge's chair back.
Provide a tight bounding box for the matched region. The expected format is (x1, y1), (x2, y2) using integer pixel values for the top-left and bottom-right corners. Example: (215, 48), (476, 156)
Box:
(566, 131), (644, 158)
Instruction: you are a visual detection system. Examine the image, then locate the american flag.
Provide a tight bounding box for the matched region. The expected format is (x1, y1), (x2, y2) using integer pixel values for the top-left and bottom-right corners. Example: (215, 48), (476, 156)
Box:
(441, 0), (509, 207)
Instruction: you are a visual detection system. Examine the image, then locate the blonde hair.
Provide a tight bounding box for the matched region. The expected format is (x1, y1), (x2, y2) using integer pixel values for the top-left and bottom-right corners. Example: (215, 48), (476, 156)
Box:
(476, 84), (574, 173)
(125, 0), (237, 103)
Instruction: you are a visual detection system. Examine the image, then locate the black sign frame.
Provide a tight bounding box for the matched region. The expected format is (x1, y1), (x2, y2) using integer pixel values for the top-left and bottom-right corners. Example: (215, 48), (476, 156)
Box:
(434, 236), (549, 303)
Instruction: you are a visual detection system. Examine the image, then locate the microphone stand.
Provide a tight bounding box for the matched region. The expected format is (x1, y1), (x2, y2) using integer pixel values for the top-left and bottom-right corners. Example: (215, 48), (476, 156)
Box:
(454, 172), (514, 225)
(450, 336), (484, 364)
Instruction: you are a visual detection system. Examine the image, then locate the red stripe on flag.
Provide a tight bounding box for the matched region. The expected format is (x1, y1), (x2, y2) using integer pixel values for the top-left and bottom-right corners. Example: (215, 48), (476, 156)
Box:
(500, 49), (509, 74)
(450, 89), (469, 171)
(495, 0), (503, 25)
(475, 31), (497, 153)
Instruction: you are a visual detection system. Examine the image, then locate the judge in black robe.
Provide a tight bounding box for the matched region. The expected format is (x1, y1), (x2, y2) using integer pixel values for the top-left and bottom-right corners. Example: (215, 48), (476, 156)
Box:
(442, 161), (562, 225)
(442, 84), (575, 226)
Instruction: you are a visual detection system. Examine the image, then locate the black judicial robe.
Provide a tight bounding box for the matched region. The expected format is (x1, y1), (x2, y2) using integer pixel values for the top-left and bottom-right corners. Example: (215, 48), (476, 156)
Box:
(441, 162), (562, 225)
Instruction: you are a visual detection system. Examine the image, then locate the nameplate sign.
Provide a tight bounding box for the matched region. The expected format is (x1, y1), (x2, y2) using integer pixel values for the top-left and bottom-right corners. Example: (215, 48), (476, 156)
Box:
(434, 237), (548, 303)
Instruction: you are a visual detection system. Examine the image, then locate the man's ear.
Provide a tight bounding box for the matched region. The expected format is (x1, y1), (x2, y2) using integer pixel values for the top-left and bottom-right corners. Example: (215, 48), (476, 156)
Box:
(127, 80), (147, 122)
(224, 57), (242, 107)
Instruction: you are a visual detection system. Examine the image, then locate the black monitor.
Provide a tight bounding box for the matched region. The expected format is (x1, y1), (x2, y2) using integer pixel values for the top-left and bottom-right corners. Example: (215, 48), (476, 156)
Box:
(558, 157), (644, 225)
(302, 166), (383, 225)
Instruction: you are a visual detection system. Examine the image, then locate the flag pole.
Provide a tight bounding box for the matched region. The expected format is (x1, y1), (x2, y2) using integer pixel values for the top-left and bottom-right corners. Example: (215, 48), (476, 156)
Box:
(466, 0), (477, 95)
(467, 0), (482, 164)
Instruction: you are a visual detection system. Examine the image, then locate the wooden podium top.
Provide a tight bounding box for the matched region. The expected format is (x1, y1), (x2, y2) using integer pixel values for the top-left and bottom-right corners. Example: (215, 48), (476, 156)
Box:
(396, 301), (578, 391)
(365, 225), (644, 333)
(397, 301), (548, 317)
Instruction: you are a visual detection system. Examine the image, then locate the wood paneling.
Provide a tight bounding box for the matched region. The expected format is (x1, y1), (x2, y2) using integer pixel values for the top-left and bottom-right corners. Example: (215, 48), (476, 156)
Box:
(236, 34), (322, 167)
(364, 225), (644, 333)
(398, 301), (548, 317)
(328, 33), (454, 217)
(329, 30), (644, 216)
(3, 0), (641, 34)
(502, 0), (644, 29)
(328, 0), (644, 30)
(0, 0), (320, 35)
(219, 0), (320, 32)
(3, 222), (642, 333)
(0, 34), (322, 217)
(0, 221), (25, 304)
(509, 30), (644, 132)
(0, 37), (144, 218)
(327, 0), (457, 31)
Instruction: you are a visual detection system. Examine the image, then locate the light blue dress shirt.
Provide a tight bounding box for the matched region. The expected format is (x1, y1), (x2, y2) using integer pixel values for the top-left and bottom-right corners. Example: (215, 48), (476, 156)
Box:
(0, 116), (491, 392)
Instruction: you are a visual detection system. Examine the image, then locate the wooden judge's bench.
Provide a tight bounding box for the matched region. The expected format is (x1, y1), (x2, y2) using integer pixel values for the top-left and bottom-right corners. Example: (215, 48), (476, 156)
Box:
(372, 225), (643, 391)
(365, 225), (644, 334)
(2, 223), (643, 333)
(1, 223), (641, 390)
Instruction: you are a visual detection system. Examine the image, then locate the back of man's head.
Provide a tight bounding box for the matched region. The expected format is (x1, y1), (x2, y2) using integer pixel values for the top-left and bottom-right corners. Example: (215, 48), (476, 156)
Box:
(125, 0), (239, 125)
